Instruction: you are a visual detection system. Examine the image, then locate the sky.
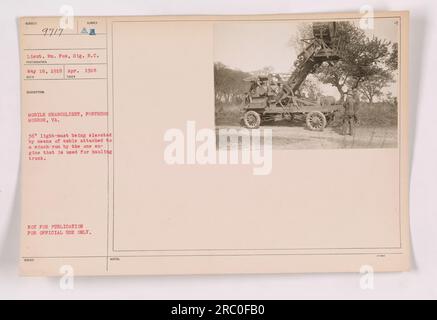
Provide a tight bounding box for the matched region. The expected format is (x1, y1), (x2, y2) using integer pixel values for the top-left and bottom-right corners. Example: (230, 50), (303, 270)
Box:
(214, 18), (399, 99)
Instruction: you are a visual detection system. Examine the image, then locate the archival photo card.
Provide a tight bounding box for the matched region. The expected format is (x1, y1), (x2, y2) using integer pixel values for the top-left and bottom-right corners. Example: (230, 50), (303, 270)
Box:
(19, 12), (410, 276)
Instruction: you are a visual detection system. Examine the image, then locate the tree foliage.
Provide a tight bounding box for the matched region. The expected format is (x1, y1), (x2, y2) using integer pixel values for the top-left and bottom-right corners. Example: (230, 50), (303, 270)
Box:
(311, 22), (397, 102)
(214, 62), (251, 97)
(387, 42), (399, 71)
(299, 75), (322, 100)
(359, 73), (394, 103)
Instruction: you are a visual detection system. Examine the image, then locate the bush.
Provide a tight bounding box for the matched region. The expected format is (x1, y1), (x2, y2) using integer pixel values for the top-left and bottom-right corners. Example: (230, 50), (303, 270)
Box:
(357, 102), (398, 127)
(215, 104), (242, 126)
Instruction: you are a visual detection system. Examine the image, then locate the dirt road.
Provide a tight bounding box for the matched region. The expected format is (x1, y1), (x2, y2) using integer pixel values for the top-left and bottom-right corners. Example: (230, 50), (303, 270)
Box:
(216, 124), (398, 149)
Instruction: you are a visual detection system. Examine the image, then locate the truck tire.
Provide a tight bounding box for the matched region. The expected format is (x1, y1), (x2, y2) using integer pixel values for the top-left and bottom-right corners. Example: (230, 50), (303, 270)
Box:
(306, 111), (327, 131)
(243, 110), (261, 129)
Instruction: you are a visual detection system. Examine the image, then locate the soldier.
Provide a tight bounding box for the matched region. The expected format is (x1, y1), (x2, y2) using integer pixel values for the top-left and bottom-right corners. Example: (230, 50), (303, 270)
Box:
(254, 77), (268, 97)
(267, 74), (281, 96)
(342, 88), (360, 135)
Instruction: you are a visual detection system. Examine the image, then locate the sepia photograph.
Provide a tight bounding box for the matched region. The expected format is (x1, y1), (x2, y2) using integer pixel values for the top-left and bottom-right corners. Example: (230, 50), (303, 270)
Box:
(214, 18), (400, 149)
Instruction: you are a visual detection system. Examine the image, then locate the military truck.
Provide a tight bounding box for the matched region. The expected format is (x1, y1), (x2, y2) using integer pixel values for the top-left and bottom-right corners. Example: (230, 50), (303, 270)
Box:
(241, 22), (345, 131)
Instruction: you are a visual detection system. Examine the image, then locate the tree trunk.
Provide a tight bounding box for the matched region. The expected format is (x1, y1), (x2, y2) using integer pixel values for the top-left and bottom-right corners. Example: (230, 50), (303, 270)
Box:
(335, 85), (345, 102)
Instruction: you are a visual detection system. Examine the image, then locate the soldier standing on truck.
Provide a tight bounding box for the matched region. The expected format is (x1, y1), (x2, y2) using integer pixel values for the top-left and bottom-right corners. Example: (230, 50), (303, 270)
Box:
(342, 88), (360, 135)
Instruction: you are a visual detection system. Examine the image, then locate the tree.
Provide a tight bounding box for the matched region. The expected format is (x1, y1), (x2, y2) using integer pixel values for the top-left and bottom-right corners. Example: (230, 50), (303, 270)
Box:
(289, 23), (313, 53)
(316, 62), (350, 102)
(300, 75), (322, 100)
(214, 62), (251, 104)
(358, 73), (393, 103)
(387, 42), (399, 71)
(214, 62), (251, 96)
(311, 22), (394, 101)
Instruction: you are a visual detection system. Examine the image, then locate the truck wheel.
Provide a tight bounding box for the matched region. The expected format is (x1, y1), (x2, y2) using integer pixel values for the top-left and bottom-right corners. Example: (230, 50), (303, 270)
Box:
(243, 111), (261, 129)
(306, 111), (327, 131)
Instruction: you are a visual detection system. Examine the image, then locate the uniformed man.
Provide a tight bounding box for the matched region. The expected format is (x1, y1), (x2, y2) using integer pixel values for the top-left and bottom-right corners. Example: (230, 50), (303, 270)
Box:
(342, 88), (360, 135)
(254, 77), (268, 97)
